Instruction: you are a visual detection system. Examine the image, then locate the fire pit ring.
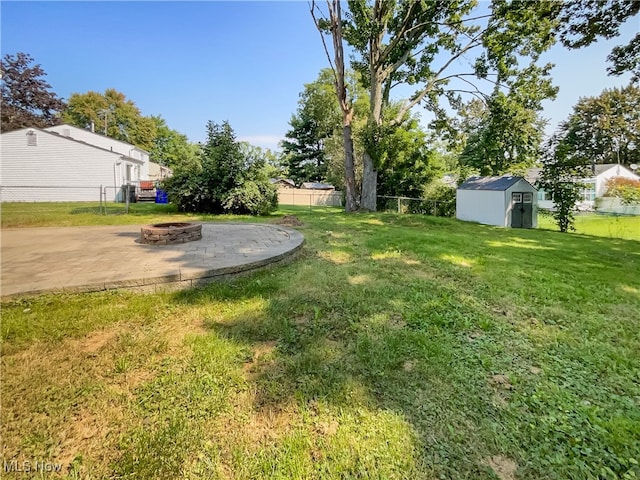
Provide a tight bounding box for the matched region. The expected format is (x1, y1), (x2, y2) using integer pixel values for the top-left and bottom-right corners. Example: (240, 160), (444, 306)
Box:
(140, 222), (202, 245)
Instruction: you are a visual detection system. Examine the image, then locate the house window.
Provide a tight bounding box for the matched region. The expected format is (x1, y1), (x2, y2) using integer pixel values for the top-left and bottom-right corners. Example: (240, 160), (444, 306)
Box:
(512, 193), (522, 203)
(581, 182), (596, 202)
(126, 164), (132, 182)
(523, 193), (533, 203)
(26, 131), (37, 146)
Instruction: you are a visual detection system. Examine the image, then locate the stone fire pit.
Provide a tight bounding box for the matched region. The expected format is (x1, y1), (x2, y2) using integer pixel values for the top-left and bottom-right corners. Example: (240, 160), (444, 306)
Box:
(140, 222), (202, 245)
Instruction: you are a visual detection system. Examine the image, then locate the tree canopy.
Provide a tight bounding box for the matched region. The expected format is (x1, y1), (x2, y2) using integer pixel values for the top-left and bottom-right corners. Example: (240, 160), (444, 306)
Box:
(556, 0), (640, 80)
(0, 52), (66, 132)
(313, 0), (559, 211)
(558, 84), (640, 167)
(281, 68), (352, 186)
(163, 121), (277, 215)
(457, 91), (547, 176)
(149, 116), (201, 172)
(62, 88), (157, 151)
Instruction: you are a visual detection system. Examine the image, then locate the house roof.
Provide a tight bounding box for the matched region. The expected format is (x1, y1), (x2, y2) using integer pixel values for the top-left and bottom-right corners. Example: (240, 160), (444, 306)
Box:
(591, 163), (639, 176)
(301, 182), (335, 190)
(4, 127), (144, 164)
(269, 178), (296, 187)
(526, 164), (639, 183)
(45, 124), (150, 154)
(458, 176), (534, 191)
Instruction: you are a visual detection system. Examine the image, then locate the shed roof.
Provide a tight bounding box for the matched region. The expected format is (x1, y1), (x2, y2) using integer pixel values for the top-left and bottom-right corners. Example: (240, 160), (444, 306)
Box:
(458, 176), (533, 191)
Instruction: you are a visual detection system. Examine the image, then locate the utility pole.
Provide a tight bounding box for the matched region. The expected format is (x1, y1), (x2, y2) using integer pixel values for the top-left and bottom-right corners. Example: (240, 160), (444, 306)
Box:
(98, 108), (112, 136)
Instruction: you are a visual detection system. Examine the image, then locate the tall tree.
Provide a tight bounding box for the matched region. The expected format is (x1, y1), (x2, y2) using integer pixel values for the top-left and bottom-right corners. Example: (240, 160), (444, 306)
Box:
(314, 0), (559, 211)
(0, 52), (66, 132)
(556, 1), (640, 81)
(376, 112), (443, 199)
(311, 0), (359, 212)
(458, 90), (548, 176)
(63, 89), (157, 151)
(149, 116), (200, 172)
(281, 68), (355, 186)
(540, 129), (591, 233)
(559, 84), (640, 166)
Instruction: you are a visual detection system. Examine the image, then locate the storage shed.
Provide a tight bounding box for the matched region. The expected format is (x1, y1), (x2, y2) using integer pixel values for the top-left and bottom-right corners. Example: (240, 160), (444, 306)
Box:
(456, 176), (538, 228)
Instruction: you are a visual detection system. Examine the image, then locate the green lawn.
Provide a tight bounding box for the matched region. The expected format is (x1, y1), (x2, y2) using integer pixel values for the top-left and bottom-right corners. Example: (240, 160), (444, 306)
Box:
(1, 205), (639, 479)
(537, 211), (640, 241)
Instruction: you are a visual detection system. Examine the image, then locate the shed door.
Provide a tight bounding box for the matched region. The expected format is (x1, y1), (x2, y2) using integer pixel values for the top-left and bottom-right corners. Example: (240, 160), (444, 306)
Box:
(511, 192), (533, 228)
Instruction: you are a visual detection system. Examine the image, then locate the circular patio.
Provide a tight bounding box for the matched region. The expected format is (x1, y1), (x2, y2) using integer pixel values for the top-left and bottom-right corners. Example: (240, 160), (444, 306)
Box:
(0, 223), (304, 299)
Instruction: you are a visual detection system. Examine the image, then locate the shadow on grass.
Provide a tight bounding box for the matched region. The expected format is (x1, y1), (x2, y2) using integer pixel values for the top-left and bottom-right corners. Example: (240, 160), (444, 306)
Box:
(118, 210), (640, 478)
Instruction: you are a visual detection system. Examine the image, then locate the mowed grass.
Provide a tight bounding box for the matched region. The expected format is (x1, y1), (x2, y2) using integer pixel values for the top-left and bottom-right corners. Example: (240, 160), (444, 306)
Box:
(1, 205), (639, 479)
(537, 211), (640, 241)
(0, 201), (266, 228)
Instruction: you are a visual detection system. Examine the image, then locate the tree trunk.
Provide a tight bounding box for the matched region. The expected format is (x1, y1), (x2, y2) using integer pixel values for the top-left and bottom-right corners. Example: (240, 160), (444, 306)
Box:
(343, 124), (358, 212)
(361, 67), (384, 212)
(361, 152), (377, 211)
(311, 0), (359, 213)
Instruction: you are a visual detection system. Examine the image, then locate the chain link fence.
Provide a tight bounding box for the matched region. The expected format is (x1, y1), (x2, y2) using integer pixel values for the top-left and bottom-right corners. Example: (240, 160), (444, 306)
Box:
(377, 195), (456, 217)
(0, 184), (157, 216)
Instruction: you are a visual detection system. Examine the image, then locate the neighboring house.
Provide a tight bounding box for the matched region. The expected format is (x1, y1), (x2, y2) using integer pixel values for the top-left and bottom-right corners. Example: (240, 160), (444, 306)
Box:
(456, 176), (538, 228)
(527, 164), (640, 211)
(300, 182), (335, 190)
(45, 124), (151, 181)
(149, 162), (173, 181)
(269, 178), (296, 188)
(0, 127), (144, 202)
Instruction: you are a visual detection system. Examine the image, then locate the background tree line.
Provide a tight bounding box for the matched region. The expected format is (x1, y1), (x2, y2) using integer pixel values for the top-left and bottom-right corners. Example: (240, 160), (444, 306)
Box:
(2, 0), (638, 226)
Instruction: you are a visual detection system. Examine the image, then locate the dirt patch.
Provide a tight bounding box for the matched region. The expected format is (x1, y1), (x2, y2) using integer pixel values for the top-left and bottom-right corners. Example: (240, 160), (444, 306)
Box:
(275, 215), (304, 227)
(243, 341), (277, 380)
(489, 374), (514, 390)
(76, 329), (118, 354)
(403, 360), (416, 372)
(530, 366), (543, 375)
(314, 419), (339, 436)
(245, 403), (297, 443)
(481, 455), (518, 480)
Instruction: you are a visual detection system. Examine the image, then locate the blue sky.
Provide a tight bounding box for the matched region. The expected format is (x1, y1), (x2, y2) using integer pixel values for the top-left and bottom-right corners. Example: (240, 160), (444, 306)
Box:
(1, 1), (637, 151)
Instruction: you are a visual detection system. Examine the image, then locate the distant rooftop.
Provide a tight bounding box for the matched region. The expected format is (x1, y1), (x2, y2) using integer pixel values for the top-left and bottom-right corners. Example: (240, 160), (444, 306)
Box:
(458, 176), (530, 191)
(301, 182), (335, 190)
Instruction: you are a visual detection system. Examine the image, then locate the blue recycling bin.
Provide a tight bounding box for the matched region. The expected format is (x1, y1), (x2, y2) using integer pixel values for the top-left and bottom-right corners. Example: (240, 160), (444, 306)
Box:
(155, 189), (168, 204)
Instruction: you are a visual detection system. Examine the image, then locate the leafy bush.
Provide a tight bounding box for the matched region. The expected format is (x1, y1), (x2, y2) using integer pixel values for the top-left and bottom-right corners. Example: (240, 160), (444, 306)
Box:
(410, 183), (456, 217)
(605, 176), (640, 205)
(162, 121), (278, 215)
(223, 181), (278, 216)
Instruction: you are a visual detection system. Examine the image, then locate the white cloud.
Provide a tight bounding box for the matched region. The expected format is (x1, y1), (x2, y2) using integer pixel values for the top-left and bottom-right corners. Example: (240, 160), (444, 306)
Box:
(237, 134), (284, 151)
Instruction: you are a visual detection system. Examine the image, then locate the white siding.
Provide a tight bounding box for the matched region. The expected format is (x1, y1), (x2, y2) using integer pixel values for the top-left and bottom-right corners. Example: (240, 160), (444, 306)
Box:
(457, 178), (537, 228)
(594, 165), (640, 197)
(45, 124), (150, 180)
(1, 129), (128, 201)
(456, 190), (505, 226)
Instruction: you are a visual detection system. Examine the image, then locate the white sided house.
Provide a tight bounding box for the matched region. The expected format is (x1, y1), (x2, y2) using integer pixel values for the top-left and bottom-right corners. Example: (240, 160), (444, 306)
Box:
(457, 176), (538, 228)
(0, 127), (144, 202)
(45, 124), (151, 181)
(528, 164), (640, 211)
